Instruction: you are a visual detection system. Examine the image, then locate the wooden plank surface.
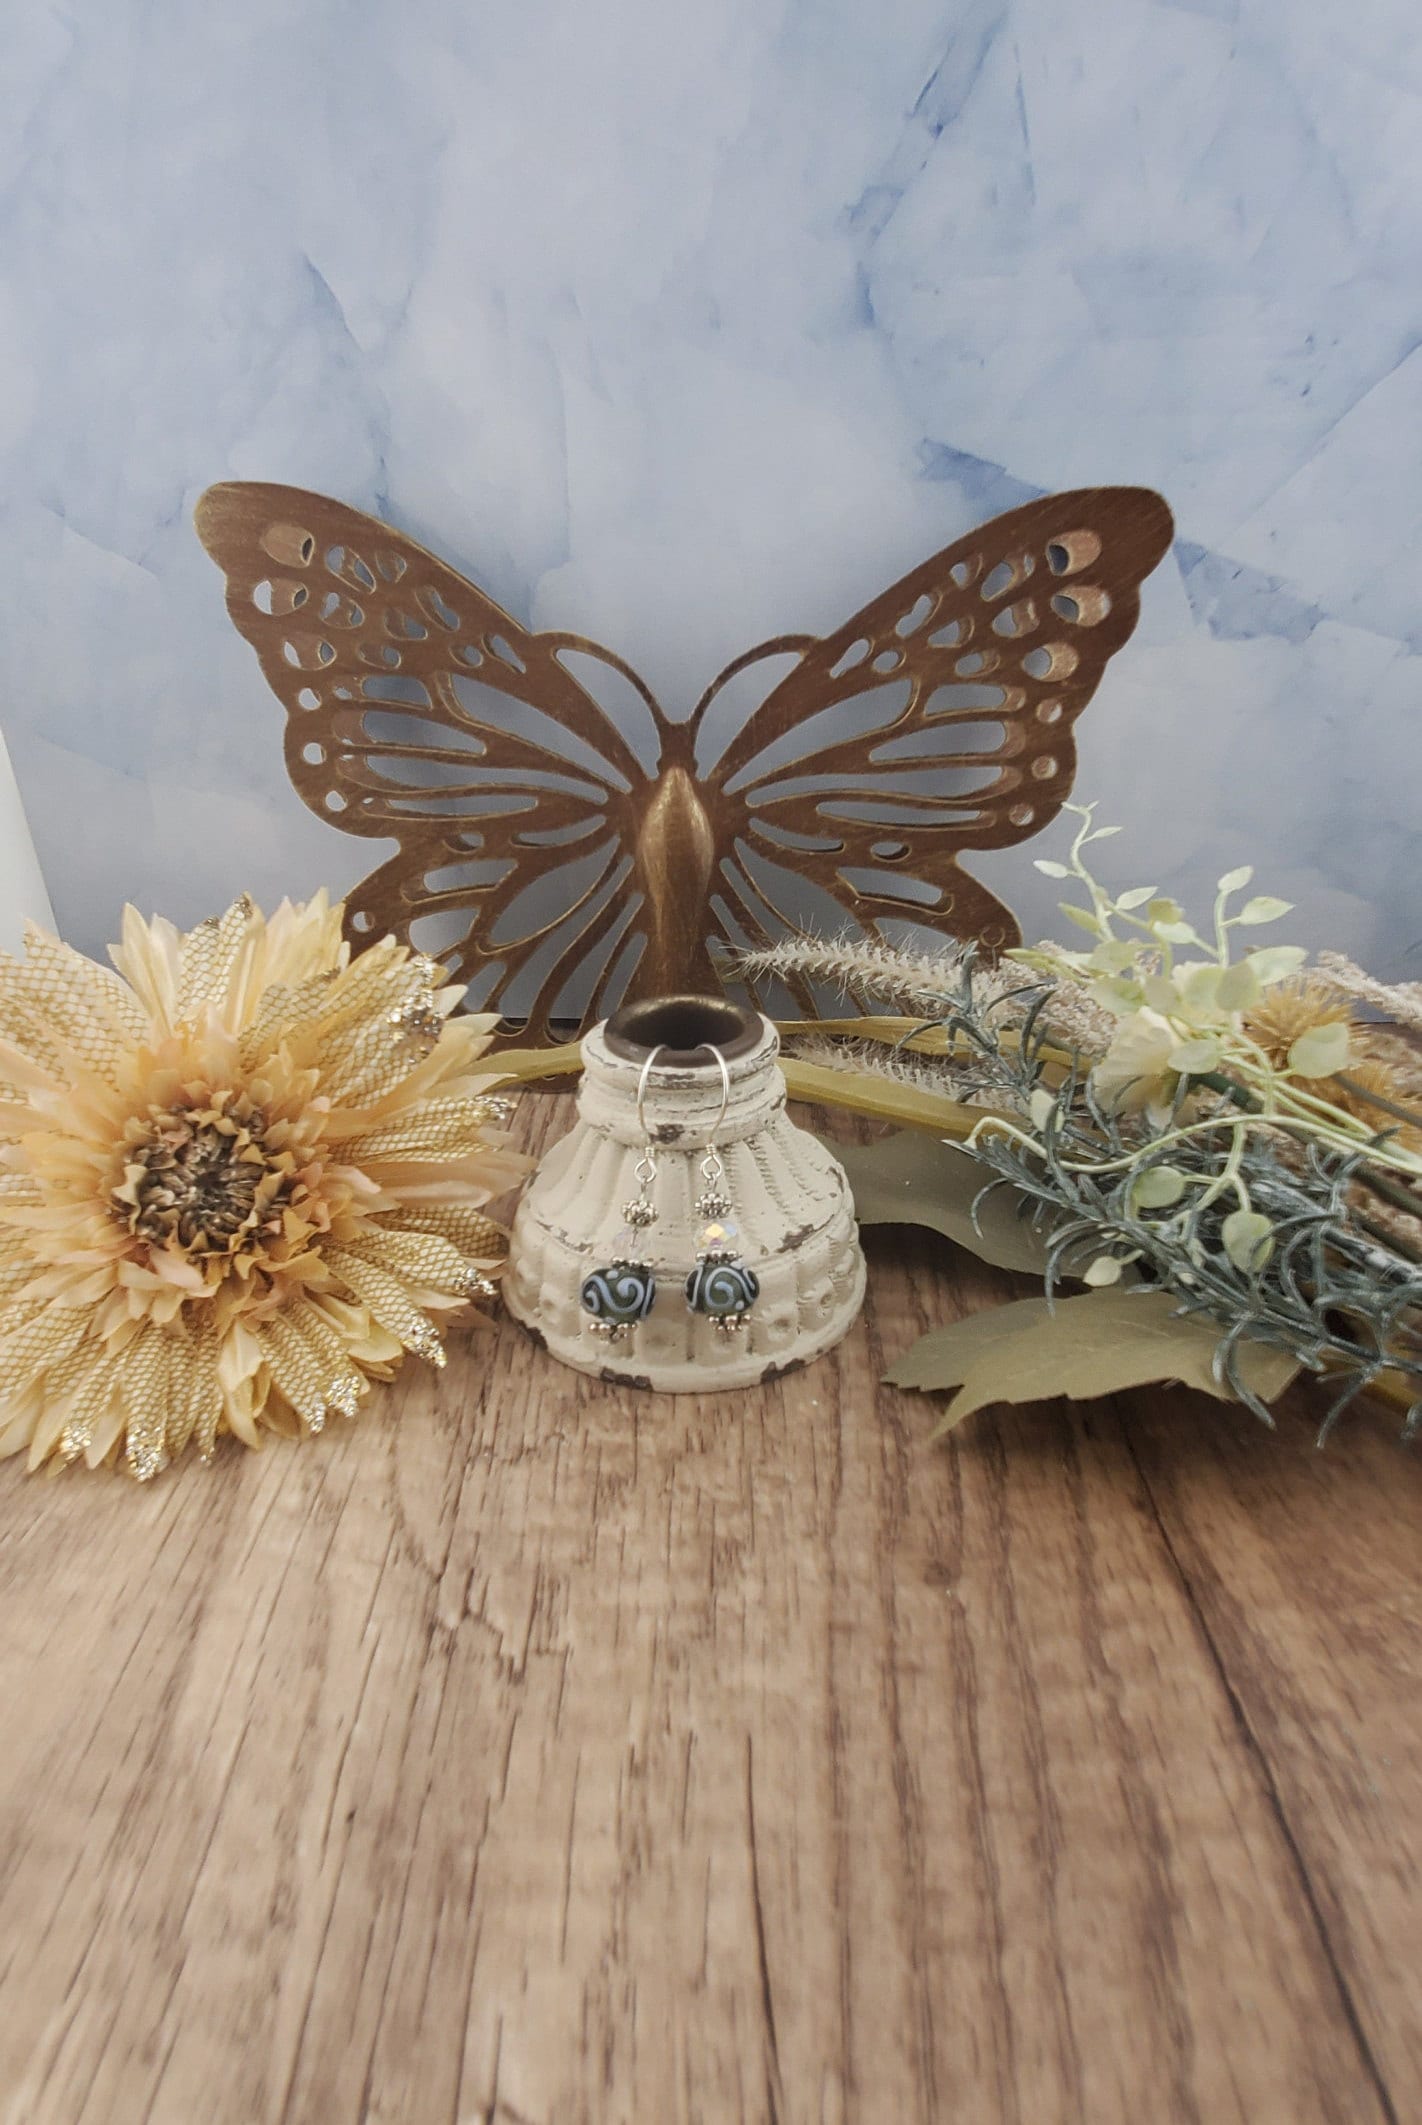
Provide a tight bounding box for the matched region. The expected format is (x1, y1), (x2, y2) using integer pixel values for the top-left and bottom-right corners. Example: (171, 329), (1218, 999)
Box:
(0, 1093), (1418, 2125)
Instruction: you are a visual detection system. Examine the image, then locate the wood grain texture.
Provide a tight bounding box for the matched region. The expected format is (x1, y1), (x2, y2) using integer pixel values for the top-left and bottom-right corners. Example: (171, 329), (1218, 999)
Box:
(0, 1094), (1418, 2125)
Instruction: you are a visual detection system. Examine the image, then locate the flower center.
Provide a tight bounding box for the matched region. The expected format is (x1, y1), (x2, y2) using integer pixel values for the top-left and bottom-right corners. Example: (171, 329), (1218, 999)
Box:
(113, 1108), (286, 1257)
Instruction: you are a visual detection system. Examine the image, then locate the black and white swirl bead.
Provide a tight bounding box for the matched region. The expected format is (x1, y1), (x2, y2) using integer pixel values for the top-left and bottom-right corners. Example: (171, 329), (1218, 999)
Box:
(580, 1261), (656, 1324)
(684, 1258), (759, 1318)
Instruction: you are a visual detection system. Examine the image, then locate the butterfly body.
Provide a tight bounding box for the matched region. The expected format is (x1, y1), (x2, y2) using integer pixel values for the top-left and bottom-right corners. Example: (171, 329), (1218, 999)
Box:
(632, 752), (721, 1001)
(196, 481), (1173, 1043)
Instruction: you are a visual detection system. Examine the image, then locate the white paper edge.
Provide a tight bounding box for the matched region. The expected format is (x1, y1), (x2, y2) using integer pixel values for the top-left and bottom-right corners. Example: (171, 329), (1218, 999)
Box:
(0, 723), (54, 950)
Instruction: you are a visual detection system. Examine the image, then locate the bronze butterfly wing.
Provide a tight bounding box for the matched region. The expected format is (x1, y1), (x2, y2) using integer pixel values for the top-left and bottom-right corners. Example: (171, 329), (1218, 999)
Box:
(195, 482), (669, 1042)
(698, 487), (1174, 969)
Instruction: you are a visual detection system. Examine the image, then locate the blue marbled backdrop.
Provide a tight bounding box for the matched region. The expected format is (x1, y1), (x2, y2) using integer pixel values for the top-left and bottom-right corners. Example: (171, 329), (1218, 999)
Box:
(2, 0), (1418, 970)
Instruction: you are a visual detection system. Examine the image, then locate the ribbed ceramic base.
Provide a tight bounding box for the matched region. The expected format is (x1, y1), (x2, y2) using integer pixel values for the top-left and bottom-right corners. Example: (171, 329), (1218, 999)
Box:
(505, 1006), (865, 1391)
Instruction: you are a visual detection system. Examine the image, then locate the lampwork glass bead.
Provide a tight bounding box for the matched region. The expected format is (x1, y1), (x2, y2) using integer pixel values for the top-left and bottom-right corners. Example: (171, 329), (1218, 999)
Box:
(580, 1260), (656, 1324)
(684, 1257), (760, 1319)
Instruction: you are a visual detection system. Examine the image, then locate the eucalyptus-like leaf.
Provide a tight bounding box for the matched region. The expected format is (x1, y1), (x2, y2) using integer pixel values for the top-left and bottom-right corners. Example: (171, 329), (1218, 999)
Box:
(1216, 959), (1260, 1011)
(1288, 1021), (1351, 1079)
(1087, 938), (1139, 975)
(1222, 1208), (1275, 1272)
(1177, 963), (1225, 1013)
(1245, 945), (1308, 986)
(1034, 859), (1071, 878)
(1090, 975), (1145, 1012)
(1217, 865), (1255, 893)
(1154, 921), (1206, 946)
(1059, 903), (1105, 936)
(1168, 1035), (1223, 1073)
(1130, 1164), (1188, 1209)
(1236, 895), (1293, 925)
(1084, 1254), (1125, 1285)
(1114, 885), (1158, 911)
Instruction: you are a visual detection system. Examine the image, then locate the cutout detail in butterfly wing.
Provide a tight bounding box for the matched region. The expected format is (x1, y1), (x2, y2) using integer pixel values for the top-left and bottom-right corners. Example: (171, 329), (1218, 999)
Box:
(195, 482), (670, 1041)
(700, 486), (1174, 960)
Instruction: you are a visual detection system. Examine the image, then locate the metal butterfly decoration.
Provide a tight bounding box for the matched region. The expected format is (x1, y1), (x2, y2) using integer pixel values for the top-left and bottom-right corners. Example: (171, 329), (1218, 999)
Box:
(196, 482), (1173, 1045)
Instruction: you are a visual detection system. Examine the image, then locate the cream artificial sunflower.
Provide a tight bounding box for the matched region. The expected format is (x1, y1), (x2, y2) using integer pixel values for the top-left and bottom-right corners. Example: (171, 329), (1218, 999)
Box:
(0, 894), (526, 1478)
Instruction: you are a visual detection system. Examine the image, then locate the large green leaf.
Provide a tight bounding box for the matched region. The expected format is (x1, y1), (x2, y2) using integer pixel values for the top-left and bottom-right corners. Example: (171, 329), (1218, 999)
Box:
(787, 1060), (985, 1138)
(885, 1287), (1301, 1430)
(832, 1130), (1054, 1277)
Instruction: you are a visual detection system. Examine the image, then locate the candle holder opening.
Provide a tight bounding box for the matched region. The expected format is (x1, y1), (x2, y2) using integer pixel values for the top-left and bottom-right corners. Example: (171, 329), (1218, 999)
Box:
(603, 995), (762, 1065)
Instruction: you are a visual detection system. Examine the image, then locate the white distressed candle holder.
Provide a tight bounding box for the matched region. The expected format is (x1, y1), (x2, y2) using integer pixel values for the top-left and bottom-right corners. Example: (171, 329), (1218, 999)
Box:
(505, 997), (866, 1391)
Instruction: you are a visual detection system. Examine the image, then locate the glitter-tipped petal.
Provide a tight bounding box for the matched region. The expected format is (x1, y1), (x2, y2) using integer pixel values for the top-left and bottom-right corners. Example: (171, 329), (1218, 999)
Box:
(323, 1246), (447, 1365)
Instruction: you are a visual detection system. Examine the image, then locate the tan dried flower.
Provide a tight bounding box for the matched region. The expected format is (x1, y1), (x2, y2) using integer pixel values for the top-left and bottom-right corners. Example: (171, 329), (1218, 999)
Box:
(0, 895), (526, 1478)
(1244, 979), (1353, 1068)
(1354, 1027), (1422, 1106)
(1015, 941), (1119, 1056)
(1330, 1054), (1422, 1156)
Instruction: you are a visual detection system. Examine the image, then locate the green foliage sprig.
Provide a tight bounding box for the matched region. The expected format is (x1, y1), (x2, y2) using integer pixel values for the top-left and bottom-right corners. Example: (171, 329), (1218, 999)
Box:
(738, 805), (1422, 1440)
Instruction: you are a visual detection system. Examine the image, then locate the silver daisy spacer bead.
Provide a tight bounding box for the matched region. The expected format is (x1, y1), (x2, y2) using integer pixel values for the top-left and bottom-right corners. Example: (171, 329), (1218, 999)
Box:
(588, 1318), (630, 1346)
(621, 1197), (658, 1227)
(695, 1191), (732, 1220)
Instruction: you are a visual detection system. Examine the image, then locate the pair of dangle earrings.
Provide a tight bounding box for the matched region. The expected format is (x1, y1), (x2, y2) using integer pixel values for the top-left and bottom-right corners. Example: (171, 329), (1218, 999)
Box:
(580, 1043), (760, 1348)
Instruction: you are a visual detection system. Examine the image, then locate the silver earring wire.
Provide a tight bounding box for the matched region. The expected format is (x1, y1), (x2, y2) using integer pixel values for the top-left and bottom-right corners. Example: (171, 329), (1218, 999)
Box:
(694, 1042), (731, 1137)
(635, 1044), (668, 1146)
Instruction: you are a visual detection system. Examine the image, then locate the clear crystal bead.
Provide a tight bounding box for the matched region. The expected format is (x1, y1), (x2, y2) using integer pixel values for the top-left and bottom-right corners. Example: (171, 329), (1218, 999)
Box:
(697, 1219), (739, 1253)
